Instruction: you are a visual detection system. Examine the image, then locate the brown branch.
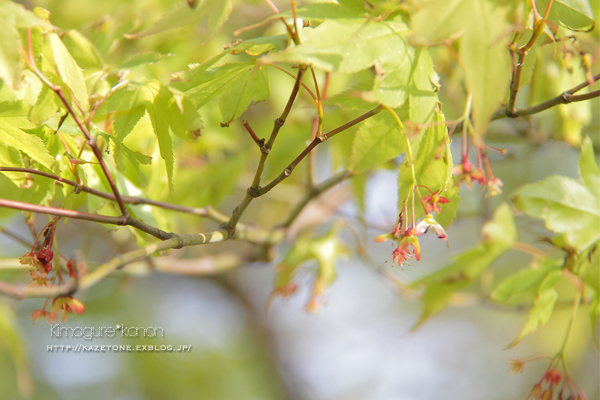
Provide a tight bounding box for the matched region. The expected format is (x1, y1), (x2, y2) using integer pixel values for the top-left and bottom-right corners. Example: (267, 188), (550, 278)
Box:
(506, 1), (552, 115)
(0, 228), (229, 299)
(0, 198), (126, 225)
(280, 170), (352, 228)
(225, 66), (307, 235)
(493, 85), (599, 121)
(0, 197), (181, 240)
(0, 167), (230, 222)
(258, 105), (383, 196)
(21, 30), (128, 217)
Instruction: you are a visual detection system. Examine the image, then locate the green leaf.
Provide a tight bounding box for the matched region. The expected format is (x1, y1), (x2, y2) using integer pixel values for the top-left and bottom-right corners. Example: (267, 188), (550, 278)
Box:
(579, 136), (600, 200)
(120, 53), (171, 69)
(507, 269), (563, 348)
(348, 111), (406, 174)
(0, 300), (32, 399)
(175, 61), (269, 125)
(227, 35), (287, 57)
(368, 47), (439, 111)
(218, 66), (269, 126)
(512, 174), (600, 253)
(93, 83), (143, 115)
(0, 101), (55, 169)
(0, 1), (48, 89)
(114, 143), (152, 187)
(410, 0), (512, 142)
(113, 106), (145, 143)
(271, 235), (314, 298)
(29, 84), (60, 125)
(537, 0), (595, 31)
(0, 144), (23, 182)
(411, 203), (517, 328)
(398, 106), (454, 218)
(591, 289), (600, 348)
(263, 17), (410, 74)
(48, 32), (90, 112)
(491, 257), (563, 303)
(0, 13), (21, 90)
(140, 81), (175, 192)
(125, 0), (233, 41)
(61, 30), (103, 69)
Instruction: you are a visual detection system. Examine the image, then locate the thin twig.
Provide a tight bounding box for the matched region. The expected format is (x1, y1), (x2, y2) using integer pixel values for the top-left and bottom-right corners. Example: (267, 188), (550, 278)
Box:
(0, 228), (228, 299)
(225, 66), (307, 235)
(258, 105), (383, 196)
(280, 170), (351, 228)
(21, 30), (129, 217)
(0, 167), (233, 223)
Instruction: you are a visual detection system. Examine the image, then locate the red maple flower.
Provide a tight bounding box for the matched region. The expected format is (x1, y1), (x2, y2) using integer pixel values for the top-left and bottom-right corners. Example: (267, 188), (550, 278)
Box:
(422, 190), (450, 214)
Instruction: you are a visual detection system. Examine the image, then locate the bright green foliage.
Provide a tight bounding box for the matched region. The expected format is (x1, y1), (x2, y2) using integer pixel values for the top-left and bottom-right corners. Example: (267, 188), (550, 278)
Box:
(49, 32), (89, 112)
(124, 0), (233, 41)
(410, 0), (513, 143)
(0, 101), (55, 169)
(61, 30), (103, 70)
(348, 112), (406, 174)
(0, 1), (49, 89)
(537, 0), (595, 30)
(0, 0), (597, 395)
(0, 300), (31, 398)
(512, 137), (600, 253)
(271, 225), (347, 312)
(491, 258), (563, 304)
(264, 18), (411, 74)
(410, 203), (517, 328)
(173, 61), (270, 126)
(507, 269), (562, 348)
(119, 53), (170, 69)
(397, 106), (457, 226)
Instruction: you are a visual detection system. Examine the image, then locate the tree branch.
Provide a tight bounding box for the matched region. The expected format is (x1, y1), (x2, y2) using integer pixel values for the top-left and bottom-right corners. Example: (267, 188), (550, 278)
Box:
(0, 167), (231, 223)
(0, 229), (229, 299)
(280, 169), (352, 228)
(22, 30), (128, 217)
(493, 85), (599, 121)
(225, 66), (307, 235)
(258, 105), (383, 196)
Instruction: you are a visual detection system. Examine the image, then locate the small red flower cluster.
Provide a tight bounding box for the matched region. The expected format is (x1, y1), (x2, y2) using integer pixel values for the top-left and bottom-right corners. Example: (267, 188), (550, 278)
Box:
(31, 296), (85, 324)
(20, 220), (58, 286)
(454, 157), (503, 197)
(527, 366), (588, 400)
(375, 214), (448, 267)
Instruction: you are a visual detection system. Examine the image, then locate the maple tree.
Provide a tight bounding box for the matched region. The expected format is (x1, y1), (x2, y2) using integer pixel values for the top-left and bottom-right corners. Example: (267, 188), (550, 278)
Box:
(0, 0), (598, 398)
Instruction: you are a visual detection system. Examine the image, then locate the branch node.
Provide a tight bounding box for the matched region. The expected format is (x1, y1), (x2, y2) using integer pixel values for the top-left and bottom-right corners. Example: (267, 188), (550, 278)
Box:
(117, 215), (128, 226)
(284, 167), (292, 177)
(221, 222), (236, 239)
(247, 187), (260, 198)
(274, 118), (284, 127)
(562, 91), (572, 104)
(168, 233), (184, 249)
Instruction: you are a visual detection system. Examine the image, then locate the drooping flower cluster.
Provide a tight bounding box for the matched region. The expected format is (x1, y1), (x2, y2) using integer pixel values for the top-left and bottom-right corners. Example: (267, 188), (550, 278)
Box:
(20, 219), (58, 286)
(454, 154), (503, 197)
(375, 212), (448, 267)
(525, 363), (588, 400)
(20, 218), (86, 323)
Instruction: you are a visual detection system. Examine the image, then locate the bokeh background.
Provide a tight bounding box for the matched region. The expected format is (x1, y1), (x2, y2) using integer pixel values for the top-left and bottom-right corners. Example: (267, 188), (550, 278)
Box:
(0, 0), (598, 399)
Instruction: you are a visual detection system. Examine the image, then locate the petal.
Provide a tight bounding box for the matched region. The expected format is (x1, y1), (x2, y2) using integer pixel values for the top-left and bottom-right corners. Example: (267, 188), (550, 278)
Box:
(409, 236), (421, 261)
(374, 232), (394, 243)
(68, 298), (86, 315)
